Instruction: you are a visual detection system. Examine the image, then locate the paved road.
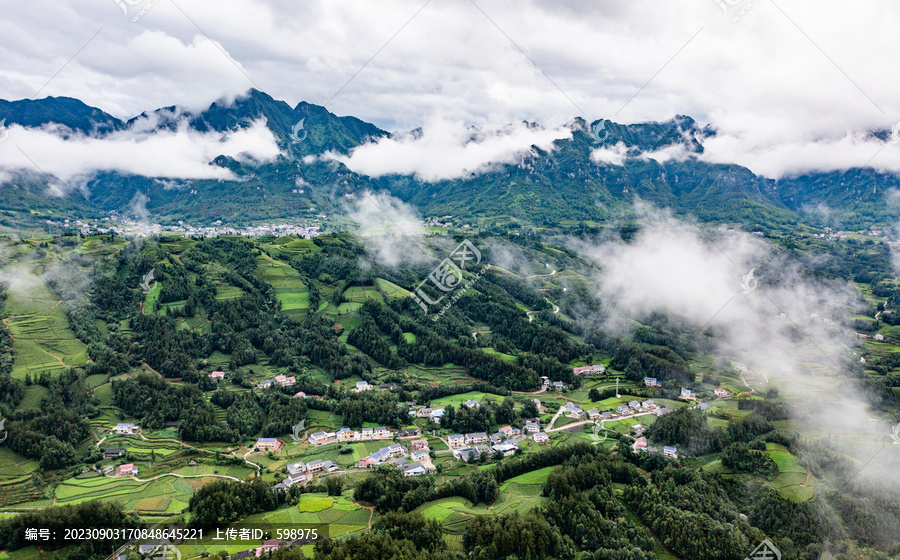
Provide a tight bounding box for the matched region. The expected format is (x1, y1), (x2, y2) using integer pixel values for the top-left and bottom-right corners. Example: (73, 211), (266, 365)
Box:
(133, 433), (259, 472)
(524, 297), (560, 323)
(512, 385), (547, 395)
(110, 471), (242, 482)
(546, 298), (560, 313)
(523, 270), (558, 279)
(242, 450), (262, 472)
(547, 405), (566, 430)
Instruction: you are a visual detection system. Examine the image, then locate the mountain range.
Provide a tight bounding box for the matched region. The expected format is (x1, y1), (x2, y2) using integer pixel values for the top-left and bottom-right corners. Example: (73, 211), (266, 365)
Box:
(1, 89), (898, 232)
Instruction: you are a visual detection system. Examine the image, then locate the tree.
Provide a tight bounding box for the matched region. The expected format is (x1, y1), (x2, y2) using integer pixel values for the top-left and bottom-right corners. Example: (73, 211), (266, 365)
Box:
(39, 436), (77, 470)
(588, 388), (601, 402)
(325, 476), (343, 496)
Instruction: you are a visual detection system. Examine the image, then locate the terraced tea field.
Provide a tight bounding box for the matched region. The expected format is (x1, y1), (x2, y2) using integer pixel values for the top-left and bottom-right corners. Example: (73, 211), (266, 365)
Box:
(54, 475), (201, 514)
(3, 279), (87, 379)
(256, 253), (310, 319)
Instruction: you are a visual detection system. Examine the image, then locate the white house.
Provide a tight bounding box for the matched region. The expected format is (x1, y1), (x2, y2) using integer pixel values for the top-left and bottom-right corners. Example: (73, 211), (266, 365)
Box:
(448, 434), (466, 448)
(452, 447), (478, 462)
(374, 426), (391, 438)
(275, 374), (296, 387)
(286, 462), (307, 475)
(492, 443), (517, 457)
(355, 381), (372, 392)
(524, 422), (540, 434)
(337, 428), (354, 441)
(256, 438), (283, 451)
(464, 400), (481, 409)
(663, 446), (678, 458)
(532, 432), (550, 444)
(208, 371), (226, 381)
(115, 463), (139, 477)
(587, 409), (600, 420)
(113, 423), (139, 435)
(402, 463), (427, 477)
(714, 388), (731, 398)
(308, 432), (335, 446)
(566, 405), (584, 419)
(465, 432), (488, 445)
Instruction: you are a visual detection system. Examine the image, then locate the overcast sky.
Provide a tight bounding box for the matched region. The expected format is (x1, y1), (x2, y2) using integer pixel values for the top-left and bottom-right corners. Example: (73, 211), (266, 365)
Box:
(1, 0), (899, 179)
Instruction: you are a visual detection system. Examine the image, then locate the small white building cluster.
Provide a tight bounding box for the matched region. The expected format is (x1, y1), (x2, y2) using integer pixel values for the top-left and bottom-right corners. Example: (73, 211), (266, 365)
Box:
(258, 374), (296, 389)
(592, 400), (659, 421)
(409, 406), (446, 424)
(356, 439), (435, 476)
(572, 364), (606, 376)
(308, 426), (392, 446)
(113, 423), (140, 436)
(447, 422), (543, 462)
(561, 402), (585, 418)
(275, 459), (341, 491)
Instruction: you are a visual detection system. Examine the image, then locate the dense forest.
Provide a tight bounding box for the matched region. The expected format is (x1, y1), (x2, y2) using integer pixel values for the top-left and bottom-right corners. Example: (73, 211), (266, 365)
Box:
(2, 229), (900, 560)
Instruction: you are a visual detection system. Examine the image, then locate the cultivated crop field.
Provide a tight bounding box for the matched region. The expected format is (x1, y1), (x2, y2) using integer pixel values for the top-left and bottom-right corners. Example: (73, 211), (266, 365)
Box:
(55, 474), (204, 513)
(375, 278), (411, 299)
(256, 253), (310, 319)
(3, 280), (87, 379)
(766, 443), (815, 502)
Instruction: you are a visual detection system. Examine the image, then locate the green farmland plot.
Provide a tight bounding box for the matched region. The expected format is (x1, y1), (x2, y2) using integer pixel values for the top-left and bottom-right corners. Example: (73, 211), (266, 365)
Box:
(256, 253), (310, 318)
(55, 474), (209, 513)
(3, 280), (87, 379)
(375, 278), (411, 299)
(215, 285), (244, 301)
(263, 237), (321, 260)
(499, 466), (555, 487)
(142, 281), (162, 314)
(15, 385), (48, 411)
(178, 494), (369, 559)
(765, 443), (815, 501)
(0, 448), (39, 479)
(430, 392), (491, 408)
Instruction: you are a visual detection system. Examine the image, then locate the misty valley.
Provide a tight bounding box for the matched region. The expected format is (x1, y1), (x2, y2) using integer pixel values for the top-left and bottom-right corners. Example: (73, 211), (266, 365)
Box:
(3, 3), (900, 557)
(0, 209), (899, 560)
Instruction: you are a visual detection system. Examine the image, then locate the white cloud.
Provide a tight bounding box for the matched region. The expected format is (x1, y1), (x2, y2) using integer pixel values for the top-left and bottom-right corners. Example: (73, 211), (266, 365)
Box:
(702, 132), (900, 179)
(570, 207), (900, 488)
(590, 142), (629, 166)
(639, 143), (693, 164)
(344, 190), (428, 266)
(333, 119), (571, 181)
(0, 117), (280, 181)
(0, 0), (899, 178)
